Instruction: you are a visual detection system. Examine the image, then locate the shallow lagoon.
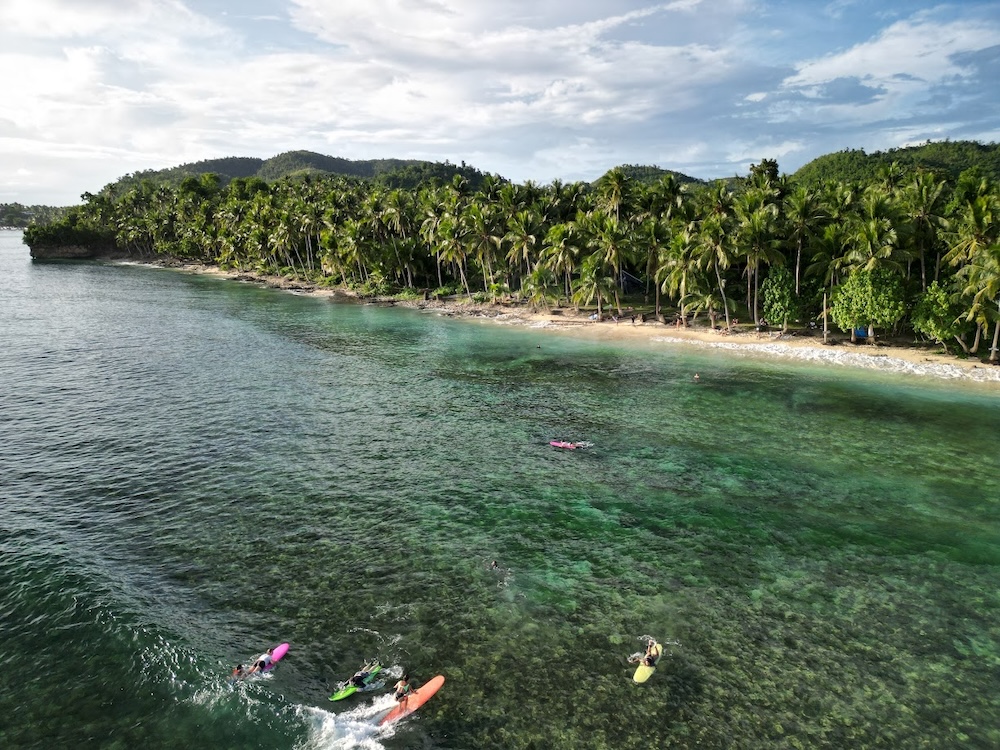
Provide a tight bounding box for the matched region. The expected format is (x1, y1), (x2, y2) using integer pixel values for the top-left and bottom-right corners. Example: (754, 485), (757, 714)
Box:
(2, 231), (998, 749)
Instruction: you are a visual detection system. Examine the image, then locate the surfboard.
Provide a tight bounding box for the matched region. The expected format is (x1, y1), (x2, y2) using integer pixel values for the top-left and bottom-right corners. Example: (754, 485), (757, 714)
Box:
(261, 642), (289, 672)
(632, 642), (663, 684)
(379, 674), (445, 726)
(330, 662), (383, 701)
(550, 441), (577, 449)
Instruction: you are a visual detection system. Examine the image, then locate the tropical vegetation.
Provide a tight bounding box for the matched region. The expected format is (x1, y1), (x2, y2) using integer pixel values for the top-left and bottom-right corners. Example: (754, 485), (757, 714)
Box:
(22, 142), (1000, 361)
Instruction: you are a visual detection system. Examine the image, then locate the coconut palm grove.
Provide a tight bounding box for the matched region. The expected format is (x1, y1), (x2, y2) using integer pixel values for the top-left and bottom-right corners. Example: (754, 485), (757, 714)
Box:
(22, 141), (1000, 361)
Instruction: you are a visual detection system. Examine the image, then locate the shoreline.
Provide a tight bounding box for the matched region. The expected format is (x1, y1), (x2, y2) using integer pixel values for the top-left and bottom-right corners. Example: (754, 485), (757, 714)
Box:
(147, 260), (1000, 386)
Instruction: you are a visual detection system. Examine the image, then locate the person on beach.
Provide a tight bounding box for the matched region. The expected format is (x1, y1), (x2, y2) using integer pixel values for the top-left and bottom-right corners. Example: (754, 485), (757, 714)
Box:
(246, 647), (274, 675)
(393, 674), (413, 701)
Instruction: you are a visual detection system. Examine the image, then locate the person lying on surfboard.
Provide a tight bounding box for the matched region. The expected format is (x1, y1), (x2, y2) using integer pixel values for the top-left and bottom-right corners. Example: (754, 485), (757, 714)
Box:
(393, 674), (412, 701)
(629, 638), (660, 666)
(349, 661), (379, 688)
(245, 647), (274, 675)
(642, 639), (659, 666)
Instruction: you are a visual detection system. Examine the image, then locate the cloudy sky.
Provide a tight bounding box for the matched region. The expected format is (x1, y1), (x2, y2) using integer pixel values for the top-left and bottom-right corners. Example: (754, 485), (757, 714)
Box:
(2, 0), (999, 206)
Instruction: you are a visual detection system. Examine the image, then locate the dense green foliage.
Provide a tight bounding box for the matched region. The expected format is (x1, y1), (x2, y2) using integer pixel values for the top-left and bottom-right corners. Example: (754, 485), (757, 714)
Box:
(602, 164), (703, 186)
(24, 142), (1000, 361)
(22, 207), (115, 250)
(793, 140), (1000, 189)
(107, 150), (496, 194)
(1, 203), (68, 227)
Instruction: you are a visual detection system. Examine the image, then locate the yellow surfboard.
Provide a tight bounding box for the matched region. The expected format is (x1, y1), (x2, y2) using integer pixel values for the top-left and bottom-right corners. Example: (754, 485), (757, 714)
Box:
(632, 642), (663, 684)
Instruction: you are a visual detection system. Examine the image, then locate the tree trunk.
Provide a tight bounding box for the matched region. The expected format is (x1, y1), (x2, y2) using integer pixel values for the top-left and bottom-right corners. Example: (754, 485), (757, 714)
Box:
(991, 304), (1000, 362)
(714, 259), (731, 330)
(970, 323), (983, 354)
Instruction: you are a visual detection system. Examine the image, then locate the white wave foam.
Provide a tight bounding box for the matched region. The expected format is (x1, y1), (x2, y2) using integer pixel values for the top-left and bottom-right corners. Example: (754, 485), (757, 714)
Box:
(296, 695), (400, 750)
(653, 337), (1000, 383)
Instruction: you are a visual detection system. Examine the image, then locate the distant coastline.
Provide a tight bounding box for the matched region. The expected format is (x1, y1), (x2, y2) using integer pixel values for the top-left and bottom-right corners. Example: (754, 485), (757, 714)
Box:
(136, 258), (1000, 386)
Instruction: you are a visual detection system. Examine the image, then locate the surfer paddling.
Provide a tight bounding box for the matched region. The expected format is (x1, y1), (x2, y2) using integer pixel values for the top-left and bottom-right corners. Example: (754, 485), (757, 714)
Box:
(628, 638), (661, 666)
(245, 647), (274, 675)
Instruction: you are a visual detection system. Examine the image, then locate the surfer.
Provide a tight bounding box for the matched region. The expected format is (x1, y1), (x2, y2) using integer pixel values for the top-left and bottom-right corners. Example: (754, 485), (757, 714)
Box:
(643, 639), (659, 666)
(640, 638), (660, 666)
(393, 674), (413, 701)
(629, 638), (660, 666)
(246, 647), (274, 675)
(230, 664), (246, 681)
(349, 662), (377, 687)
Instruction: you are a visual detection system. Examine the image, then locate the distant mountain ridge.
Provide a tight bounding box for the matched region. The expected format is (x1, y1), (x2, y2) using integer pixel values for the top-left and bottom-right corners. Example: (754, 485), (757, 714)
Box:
(112, 150), (496, 192)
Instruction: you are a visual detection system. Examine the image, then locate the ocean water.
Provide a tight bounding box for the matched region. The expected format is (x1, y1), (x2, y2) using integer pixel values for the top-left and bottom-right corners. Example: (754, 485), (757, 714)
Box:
(1, 229), (998, 750)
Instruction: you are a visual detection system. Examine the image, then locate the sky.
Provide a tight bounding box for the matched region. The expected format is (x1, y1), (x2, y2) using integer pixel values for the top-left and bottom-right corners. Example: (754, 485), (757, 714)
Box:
(2, 0), (999, 206)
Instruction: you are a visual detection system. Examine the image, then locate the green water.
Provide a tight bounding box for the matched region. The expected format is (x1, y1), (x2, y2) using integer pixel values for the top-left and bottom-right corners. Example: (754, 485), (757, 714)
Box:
(1, 231), (999, 749)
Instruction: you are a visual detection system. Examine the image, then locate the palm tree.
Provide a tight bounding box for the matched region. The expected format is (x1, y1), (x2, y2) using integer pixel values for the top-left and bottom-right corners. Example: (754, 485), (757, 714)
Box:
(572, 253), (616, 318)
(461, 200), (504, 293)
(505, 208), (543, 295)
(657, 223), (699, 324)
(783, 185), (826, 296)
(583, 212), (632, 316)
(944, 191), (1000, 359)
(900, 171), (948, 290)
(844, 191), (904, 276)
(539, 221), (582, 305)
(595, 167), (632, 225)
(735, 193), (782, 326)
(695, 185), (736, 329)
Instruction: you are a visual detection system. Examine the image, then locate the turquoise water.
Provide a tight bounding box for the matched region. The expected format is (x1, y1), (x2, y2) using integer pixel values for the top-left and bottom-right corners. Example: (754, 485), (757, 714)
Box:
(2, 229), (998, 749)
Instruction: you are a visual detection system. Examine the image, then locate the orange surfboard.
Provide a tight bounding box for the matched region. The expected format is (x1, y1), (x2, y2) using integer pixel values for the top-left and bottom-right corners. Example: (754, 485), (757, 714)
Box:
(379, 675), (445, 726)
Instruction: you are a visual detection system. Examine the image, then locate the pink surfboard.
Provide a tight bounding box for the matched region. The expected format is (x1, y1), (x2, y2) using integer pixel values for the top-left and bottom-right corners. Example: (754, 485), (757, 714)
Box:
(550, 441), (577, 449)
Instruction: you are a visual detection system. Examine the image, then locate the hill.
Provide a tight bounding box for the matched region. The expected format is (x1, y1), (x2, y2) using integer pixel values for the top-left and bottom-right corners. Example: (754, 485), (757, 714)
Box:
(598, 164), (705, 186)
(110, 150), (497, 193)
(791, 140), (1000, 187)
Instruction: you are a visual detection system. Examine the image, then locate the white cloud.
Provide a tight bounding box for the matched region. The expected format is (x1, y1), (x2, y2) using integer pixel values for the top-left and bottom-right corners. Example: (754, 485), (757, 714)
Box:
(785, 17), (996, 89)
(1, 0), (998, 204)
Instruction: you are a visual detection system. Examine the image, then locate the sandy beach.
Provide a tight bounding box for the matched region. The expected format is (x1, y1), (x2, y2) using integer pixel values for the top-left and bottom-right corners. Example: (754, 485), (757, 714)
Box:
(166, 262), (1000, 386)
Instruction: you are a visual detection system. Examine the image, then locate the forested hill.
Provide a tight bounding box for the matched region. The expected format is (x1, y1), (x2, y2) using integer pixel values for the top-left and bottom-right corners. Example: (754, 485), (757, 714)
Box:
(602, 164), (705, 186)
(112, 150), (497, 192)
(1, 203), (68, 228)
(792, 140), (1000, 187)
